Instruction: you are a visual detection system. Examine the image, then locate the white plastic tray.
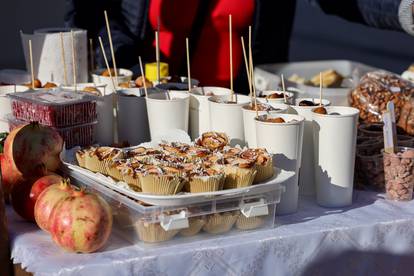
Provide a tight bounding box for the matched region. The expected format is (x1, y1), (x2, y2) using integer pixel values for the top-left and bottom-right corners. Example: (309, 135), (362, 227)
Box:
(254, 60), (379, 106)
(63, 162), (292, 206)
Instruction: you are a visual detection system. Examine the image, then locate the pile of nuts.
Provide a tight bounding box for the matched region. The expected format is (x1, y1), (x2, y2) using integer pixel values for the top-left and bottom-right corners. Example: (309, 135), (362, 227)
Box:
(383, 149), (414, 201)
(350, 71), (414, 124)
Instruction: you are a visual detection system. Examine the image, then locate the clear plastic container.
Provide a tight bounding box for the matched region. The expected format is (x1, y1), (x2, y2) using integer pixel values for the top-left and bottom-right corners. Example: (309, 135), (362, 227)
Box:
(68, 169), (282, 247)
(8, 115), (97, 149)
(8, 89), (97, 127)
(383, 147), (414, 201)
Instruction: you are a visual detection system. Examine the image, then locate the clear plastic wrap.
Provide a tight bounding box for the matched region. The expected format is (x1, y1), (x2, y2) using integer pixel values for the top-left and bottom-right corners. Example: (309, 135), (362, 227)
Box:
(8, 116), (97, 149)
(350, 71), (414, 123)
(9, 89), (97, 127)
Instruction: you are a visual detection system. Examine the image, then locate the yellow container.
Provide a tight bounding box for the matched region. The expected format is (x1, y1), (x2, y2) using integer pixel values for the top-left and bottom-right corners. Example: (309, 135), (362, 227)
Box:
(145, 62), (169, 82)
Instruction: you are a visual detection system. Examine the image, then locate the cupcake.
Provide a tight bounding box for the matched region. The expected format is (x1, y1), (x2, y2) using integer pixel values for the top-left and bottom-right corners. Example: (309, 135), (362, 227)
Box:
(75, 147), (95, 168)
(84, 147), (124, 174)
(196, 132), (229, 151)
(107, 159), (128, 181)
(223, 158), (257, 189)
(188, 168), (224, 193)
(139, 167), (184, 195)
(135, 219), (179, 243)
(160, 142), (191, 157)
(185, 146), (211, 161)
(121, 162), (144, 189)
(180, 216), (206, 237)
(235, 214), (265, 230)
(203, 212), (239, 234)
(240, 148), (274, 183)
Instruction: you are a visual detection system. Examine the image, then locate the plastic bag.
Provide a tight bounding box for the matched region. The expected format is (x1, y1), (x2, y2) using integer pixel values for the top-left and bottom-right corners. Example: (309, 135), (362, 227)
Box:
(349, 71), (414, 123)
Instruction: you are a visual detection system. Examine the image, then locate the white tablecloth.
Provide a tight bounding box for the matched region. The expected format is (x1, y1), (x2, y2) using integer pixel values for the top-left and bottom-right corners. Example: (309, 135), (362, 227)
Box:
(8, 191), (414, 276)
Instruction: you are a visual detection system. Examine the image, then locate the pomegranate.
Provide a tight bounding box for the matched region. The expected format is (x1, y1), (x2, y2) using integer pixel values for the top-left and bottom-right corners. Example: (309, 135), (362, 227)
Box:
(1, 153), (24, 199)
(34, 179), (74, 232)
(10, 177), (39, 221)
(3, 122), (63, 188)
(30, 174), (63, 205)
(49, 189), (112, 253)
(10, 170), (55, 222)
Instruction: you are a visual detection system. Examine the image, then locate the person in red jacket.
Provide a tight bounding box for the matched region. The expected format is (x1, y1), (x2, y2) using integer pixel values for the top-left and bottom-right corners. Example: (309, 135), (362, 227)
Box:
(65, 0), (413, 92)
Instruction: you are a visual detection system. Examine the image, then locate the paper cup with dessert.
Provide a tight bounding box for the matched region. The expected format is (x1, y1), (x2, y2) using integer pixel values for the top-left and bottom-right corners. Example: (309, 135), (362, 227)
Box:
(92, 68), (133, 93)
(208, 94), (251, 146)
(312, 106), (359, 208)
(255, 114), (305, 215)
(242, 102), (289, 148)
(290, 98), (331, 196)
(189, 86), (232, 140)
(256, 90), (294, 105)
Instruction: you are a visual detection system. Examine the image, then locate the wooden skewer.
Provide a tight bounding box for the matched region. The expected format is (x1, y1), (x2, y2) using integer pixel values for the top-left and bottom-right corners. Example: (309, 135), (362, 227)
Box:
(60, 32), (68, 86)
(248, 26), (252, 97)
(98, 36), (119, 144)
(28, 39), (35, 90)
(186, 38), (192, 93)
(319, 72), (323, 107)
(104, 10), (119, 83)
(248, 44), (258, 118)
(138, 56), (148, 98)
(281, 74), (287, 104)
(155, 31), (160, 84)
(89, 38), (95, 74)
(229, 14), (234, 101)
(241, 37), (252, 102)
(70, 30), (77, 92)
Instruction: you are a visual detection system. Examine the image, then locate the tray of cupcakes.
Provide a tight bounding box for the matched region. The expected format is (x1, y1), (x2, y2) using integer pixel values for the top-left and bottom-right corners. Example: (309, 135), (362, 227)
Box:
(62, 132), (292, 206)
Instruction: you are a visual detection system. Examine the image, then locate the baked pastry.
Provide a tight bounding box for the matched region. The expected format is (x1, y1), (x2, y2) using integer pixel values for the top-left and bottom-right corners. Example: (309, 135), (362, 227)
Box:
(139, 166), (184, 195)
(240, 148), (274, 183)
(202, 212), (239, 234)
(180, 216), (206, 237)
(84, 147), (124, 174)
(196, 132), (229, 151)
(188, 168), (224, 193)
(223, 158), (257, 189)
(309, 69), (343, 88)
(235, 214), (265, 230)
(135, 219), (179, 243)
(76, 147), (95, 168)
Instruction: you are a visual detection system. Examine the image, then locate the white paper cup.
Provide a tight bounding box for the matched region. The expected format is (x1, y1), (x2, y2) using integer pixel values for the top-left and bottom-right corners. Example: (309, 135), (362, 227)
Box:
(312, 106), (359, 208)
(255, 114), (305, 215)
(189, 87), (232, 140)
(0, 85), (29, 132)
(256, 90), (294, 105)
(290, 98), (331, 196)
(117, 88), (151, 145)
(208, 94), (251, 146)
(92, 68), (133, 94)
(242, 103), (289, 148)
(146, 91), (190, 140)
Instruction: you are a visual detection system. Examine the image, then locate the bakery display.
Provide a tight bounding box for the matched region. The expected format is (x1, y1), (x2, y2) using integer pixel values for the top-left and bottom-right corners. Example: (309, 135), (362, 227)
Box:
(75, 132), (275, 195)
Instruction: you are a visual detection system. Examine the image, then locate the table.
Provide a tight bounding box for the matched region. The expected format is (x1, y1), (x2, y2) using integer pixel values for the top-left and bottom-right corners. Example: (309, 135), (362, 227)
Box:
(8, 191), (414, 276)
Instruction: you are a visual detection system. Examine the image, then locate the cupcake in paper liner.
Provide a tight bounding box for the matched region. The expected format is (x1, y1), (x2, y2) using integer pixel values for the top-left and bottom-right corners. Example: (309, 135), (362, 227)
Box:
(203, 212), (239, 234)
(188, 168), (224, 193)
(235, 214), (266, 230)
(240, 148), (274, 183)
(126, 147), (162, 162)
(75, 147), (95, 168)
(85, 147), (124, 174)
(159, 142), (192, 157)
(196, 132), (229, 151)
(135, 219), (179, 243)
(121, 162), (144, 189)
(180, 216), (206, 237)
(223, 158), (257, 189)
(139, 167), (184, 195)
(107, 159), (129, 181)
